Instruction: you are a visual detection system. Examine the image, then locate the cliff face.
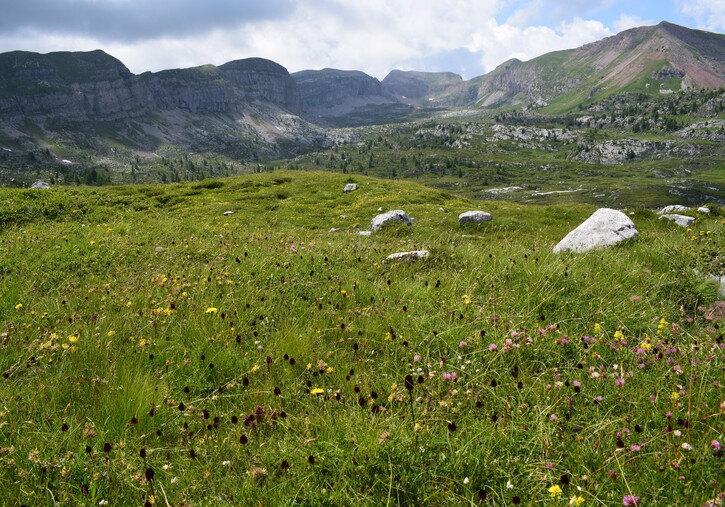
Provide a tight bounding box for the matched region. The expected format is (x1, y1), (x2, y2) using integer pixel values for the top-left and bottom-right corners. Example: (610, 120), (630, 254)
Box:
(291, 69), (384, 109)
(0, 51), (302, 119)
(381, 70), (462, 105)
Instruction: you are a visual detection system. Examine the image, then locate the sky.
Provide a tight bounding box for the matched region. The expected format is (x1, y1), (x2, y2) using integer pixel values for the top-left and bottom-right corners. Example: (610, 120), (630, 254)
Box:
(0, 0), (723, 80)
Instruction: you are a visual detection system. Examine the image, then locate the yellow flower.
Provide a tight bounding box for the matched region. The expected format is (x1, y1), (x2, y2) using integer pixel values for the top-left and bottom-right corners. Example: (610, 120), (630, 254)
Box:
(107, 330), (116, 337)
(614, 330), (624, 341)
(250, 364), (260, 373)
(657, 317), (669, 335)
(310, 388), (324, 395)
(593, 323), (602, 335)
(205, 307), (218, 314)
(671, 391), (680, 401)
(570, 496), (585, 506)
(548, 484), (563, 498)
(14, 303), (23, 310)
(462, 294), (471, 305)
(340, 290), (347, 296)
(67, 335), (78, 344)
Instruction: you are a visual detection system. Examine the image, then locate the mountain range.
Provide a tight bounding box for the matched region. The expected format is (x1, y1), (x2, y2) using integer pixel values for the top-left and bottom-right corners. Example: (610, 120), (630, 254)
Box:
(0, 21), (723, 168)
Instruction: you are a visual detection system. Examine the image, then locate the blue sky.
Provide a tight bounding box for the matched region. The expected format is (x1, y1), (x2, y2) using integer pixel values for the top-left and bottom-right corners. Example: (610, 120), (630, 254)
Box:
(0, 1), (722, 79)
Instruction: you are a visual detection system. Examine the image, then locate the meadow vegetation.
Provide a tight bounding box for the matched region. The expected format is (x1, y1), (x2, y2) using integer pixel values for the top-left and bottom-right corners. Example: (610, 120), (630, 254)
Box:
(0, 171), (723, 506)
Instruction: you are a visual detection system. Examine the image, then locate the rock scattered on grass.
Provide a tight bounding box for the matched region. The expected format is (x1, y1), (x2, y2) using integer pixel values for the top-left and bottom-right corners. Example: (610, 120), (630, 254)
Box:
(30, 181), (51, 189)
(459, 211), (492, 224)
(659, 205), (691, 214)
(386, 250), (429, 261)
(697, 207), (711, 214)
(660, 213), (695, 227)
(553, 208), (638, 253)
(371, 210), (413, 231)
(343, 183), (358, 193)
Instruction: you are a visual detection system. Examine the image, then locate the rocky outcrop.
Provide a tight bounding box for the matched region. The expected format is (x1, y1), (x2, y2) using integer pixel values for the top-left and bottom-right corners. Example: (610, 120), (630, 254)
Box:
(570, 139), (700, 165)
(553, 208), (638, 253)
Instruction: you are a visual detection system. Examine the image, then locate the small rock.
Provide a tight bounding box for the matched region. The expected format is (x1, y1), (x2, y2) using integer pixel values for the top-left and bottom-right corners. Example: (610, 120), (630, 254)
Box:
(358, 231), (372, 236)
(340, 214), (347, 219)
(439, 207), (446, 212)
(459, 211), (492, 224)
(329, 228), (339, 233)
(697, 207), (710, 214)
(30, 181), (51, 189)
(659, 205), (691, 214)
(223, 211), (235, 216)
(386, 250), (430, 261)
(660, 214), (695, 227)
(553, 208), (638, 253)
(371, 210), (413, 231)
(155, 247), (165, 253)
(343, 183), (358, 193)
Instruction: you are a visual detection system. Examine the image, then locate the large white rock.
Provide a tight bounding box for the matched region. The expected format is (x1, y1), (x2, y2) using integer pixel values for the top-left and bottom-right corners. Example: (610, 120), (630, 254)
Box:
(660, 213), (695, 227)
(30, 181), (51, 189)
(459, 211), (492, 224)
(343, 183), (358, 193)
(371, 210), (413, 231)
(553, 208), (638, 253)
(386, 250), (430, 261)
(697, 207), (711, 215)
(659, 205), (691, 214)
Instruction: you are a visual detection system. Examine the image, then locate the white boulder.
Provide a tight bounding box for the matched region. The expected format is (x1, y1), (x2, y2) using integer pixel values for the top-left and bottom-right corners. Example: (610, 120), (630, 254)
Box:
(660, 214), (695, 227)
(459, 211), (492, 224)
(30, 181), (51, 189)
(553, 208), (638, 253)
(697, 207), (710, 214)
(343, 183), (358, 193)
(371, 210), (413, 231)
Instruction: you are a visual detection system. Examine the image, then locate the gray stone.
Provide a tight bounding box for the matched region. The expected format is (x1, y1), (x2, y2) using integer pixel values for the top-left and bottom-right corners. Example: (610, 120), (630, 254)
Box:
(660, 213), (695, 227)
(697, 207), (711, 214)
(30, 181), (51, 189)
(659, 205), (691, 214)
(223, 211), (235, 216)
(459, 210), (492, 224)
(343, 183), (358, 193)
(358, 230), (372, 236)
(386, 250), (429, 261)
(371, 210), (413, 231)
(553, 208), (638, 253)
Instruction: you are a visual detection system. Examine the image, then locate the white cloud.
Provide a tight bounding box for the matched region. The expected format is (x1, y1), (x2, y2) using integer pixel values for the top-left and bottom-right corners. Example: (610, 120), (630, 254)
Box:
(679, 0), (725, 30)
(0, 0), (669, 81)
(470, 18), (612, 72)
(613, 14), (652, 32)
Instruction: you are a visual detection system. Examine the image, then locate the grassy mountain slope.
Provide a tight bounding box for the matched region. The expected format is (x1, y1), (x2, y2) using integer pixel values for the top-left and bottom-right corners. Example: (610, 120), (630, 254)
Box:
(440, 22), (725, 112)
(0, 171), (722, 505)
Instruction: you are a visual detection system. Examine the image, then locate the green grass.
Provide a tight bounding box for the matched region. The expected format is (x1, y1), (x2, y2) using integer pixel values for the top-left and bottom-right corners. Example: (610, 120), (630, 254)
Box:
(0, 171), (723, 506)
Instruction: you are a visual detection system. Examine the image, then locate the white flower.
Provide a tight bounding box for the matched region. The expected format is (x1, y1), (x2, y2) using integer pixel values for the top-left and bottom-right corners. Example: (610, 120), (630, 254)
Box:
(506, 481), (514, 489)
(171, 476), (178, 484)
(463, 477), (470, 485)
(681, 442), (693, 451)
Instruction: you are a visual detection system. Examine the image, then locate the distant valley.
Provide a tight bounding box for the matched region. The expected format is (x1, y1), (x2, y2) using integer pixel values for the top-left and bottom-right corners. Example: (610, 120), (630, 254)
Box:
(0, 21), (723, 205)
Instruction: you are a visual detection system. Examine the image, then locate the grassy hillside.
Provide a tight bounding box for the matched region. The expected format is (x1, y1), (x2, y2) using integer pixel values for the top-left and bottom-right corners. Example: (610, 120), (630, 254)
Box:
(0, 171), (723, 505)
